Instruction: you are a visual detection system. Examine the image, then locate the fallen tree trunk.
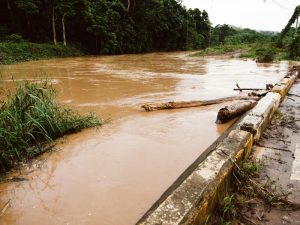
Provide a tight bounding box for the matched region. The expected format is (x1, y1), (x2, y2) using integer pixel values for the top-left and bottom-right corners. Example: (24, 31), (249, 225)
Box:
(216, 100), (257, 124)
(141, 96), (260, 112)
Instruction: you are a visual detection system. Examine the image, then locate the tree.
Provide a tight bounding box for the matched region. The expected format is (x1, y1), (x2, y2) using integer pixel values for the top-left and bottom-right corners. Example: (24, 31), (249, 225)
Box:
(14, 0), (41, 38)
(2, 0), (213, 54)
(56, 0), (76, 46)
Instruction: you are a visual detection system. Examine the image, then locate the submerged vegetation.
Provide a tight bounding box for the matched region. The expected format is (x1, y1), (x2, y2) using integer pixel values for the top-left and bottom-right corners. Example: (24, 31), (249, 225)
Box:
(0, 81), (102, 173)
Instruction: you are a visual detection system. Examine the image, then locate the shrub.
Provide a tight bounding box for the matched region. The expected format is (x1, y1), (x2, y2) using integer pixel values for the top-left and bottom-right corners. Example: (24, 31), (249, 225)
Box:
(255, 46), (276, 63)
(3, 34), (25, 43)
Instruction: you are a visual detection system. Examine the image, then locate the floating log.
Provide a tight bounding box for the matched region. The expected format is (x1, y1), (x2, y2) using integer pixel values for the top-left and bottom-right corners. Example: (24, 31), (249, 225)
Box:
(141, 96), (260, 112)
(216, 100), (257, 124)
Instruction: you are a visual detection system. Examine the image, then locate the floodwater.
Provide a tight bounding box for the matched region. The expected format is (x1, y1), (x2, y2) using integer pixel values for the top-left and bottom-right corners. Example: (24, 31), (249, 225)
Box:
(0, 52), (292, 225)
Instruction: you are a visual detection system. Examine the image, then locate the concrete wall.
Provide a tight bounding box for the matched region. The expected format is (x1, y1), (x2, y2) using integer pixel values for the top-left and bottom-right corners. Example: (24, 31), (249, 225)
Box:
(238, 92), (280, 142)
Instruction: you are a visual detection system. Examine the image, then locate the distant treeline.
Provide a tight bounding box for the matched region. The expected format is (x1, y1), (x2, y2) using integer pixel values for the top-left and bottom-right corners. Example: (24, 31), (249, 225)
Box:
(1, 0), (288, 58)
(210, 24), (276, 46)
(0, 0), (211, 54)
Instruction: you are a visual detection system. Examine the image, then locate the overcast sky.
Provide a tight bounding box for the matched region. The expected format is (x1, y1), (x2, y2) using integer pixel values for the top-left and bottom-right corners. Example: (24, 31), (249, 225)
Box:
(181, 0), (300, 31)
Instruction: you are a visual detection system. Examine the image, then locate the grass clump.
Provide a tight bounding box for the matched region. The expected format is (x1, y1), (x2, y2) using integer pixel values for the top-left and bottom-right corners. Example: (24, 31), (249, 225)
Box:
(0, 81), (102, 173)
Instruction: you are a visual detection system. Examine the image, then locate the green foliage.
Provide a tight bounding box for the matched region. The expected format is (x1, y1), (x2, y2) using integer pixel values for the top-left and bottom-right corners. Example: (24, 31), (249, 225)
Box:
(289, 35), (300, 59)
(192, 25), (285, 61)
(277, 6), (300, 47)
(186, 8), (211, 49)
(216, 160), (263, 223)
(191, 41), (292, 63)
(239, 158), (262, 178)
(3, 34), (25, 43)
(15, 0), (41, 15)
(276, 5), (300, 59)
(55, 0), (76, 17)
(214, 157), (295, 224)
(0, 81), (102, 173)
(280, 28), (297, 47)
(255, 46), (276, 63)
(0, 42), (83, 64)
(190, 44), (252, 57)
(210, 24), (236, 45)
(211, 25), (275, 47)
(221, 195), (237, 221)
(0, 0), (212, 54)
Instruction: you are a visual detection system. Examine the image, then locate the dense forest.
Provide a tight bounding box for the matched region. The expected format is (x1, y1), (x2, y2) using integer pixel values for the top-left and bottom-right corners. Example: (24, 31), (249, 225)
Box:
(0, 0), (211, 54)
(1, 0), (298, 62)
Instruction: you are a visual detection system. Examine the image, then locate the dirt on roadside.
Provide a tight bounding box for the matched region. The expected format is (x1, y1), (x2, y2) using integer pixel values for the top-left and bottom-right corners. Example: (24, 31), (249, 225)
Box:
(249, 78), (300, 225)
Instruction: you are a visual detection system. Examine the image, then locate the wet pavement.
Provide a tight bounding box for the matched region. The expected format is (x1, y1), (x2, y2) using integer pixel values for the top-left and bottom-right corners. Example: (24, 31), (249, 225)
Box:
(253, 75), (300, 225)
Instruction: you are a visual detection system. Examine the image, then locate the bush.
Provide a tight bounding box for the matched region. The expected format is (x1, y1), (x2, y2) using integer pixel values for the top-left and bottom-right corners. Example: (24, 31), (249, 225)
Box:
(255, 46), (276, 63)
(0, 81), (103, 173)
(3, 34), (25, 43)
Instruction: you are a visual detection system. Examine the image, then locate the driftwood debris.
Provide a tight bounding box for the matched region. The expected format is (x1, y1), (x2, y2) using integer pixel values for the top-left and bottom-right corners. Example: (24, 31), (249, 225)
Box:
(141, 96), (259, 112)
(0, 200), (11, 217)
(234, 88), (266, 91)
(234, 83), (273, 92)
(248, 90), (270, 97)
(216, 100), (257, 124)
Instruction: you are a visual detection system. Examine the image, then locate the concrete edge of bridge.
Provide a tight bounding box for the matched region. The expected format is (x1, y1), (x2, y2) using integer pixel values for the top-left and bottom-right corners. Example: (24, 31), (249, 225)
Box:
(136, 64), (300, 225)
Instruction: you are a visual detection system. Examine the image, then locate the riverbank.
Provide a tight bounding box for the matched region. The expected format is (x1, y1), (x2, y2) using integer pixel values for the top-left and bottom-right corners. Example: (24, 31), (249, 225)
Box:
(0, 42), (83, 65)
(191, 43), (291, 62)
(0, 41), (291, 66)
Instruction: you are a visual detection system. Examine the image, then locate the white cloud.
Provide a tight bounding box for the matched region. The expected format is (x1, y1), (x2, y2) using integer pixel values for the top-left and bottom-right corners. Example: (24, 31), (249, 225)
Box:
(181, 0), (300, 31)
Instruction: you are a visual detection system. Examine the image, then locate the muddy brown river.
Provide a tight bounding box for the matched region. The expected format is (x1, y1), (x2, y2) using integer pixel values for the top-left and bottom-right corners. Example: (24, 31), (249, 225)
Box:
(0, 52), (292, 225)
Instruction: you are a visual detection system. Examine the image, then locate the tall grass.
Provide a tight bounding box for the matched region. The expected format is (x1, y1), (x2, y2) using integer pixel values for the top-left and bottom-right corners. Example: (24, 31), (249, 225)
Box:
(0, 81), (102, 173)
